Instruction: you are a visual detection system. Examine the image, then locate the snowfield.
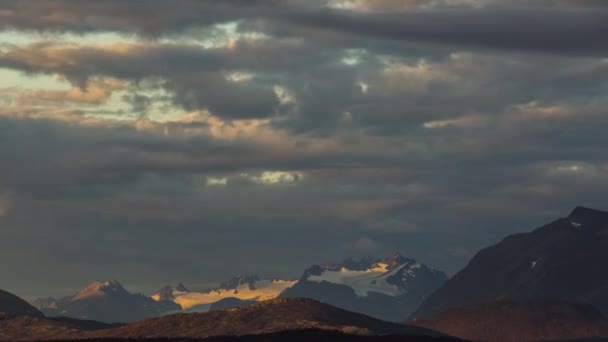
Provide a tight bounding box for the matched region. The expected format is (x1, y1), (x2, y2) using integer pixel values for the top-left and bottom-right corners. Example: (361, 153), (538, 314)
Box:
(307, 262), (415, 297)
(151, 279), (297, 311)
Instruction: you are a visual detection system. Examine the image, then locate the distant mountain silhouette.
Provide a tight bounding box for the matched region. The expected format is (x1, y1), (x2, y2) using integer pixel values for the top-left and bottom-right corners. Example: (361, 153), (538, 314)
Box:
(414, 207), (608, 319)
(0, 289), (42, 317)
(281, 253), (446, 321)
(411, 301), (608, 342)
(38, 280), (180, 323)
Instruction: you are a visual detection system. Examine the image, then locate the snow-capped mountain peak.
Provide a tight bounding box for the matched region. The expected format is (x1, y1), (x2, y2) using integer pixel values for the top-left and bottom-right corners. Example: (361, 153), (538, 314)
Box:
(281, 254), (447, 321)
(72, 280), (128, 301)
(305, 255), (430, 298)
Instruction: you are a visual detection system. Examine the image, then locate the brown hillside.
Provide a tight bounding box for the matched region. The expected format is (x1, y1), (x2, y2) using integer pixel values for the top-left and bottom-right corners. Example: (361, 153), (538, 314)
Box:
(411, 301), (608, 342)
(87, 298), (442, 339)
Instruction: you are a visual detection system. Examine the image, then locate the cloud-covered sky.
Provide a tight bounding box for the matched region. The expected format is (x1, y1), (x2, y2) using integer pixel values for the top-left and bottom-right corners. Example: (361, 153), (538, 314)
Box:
(1, 0), (607, 299)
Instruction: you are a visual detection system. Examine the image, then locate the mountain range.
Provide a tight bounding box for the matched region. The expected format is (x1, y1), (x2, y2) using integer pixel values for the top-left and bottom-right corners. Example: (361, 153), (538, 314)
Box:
(11, 206), (608, 341)
(35, 254), (446, 323)
(281, 254), (447, 321)
(151, 276), (297, 313)
(36, 280), (181, 323)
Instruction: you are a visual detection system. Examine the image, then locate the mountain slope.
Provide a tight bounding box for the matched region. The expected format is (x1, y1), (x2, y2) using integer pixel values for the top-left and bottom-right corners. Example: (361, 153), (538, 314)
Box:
(411, 301), (608, 342)
(152, 276), (296, 312)
(281, 254), (447, 321)
(86, 298), (444, 340)
(0, 289), (42, 317)
(0, 314), (117, 341)
(39, 280), (181, 323)
(413, 207), (608, 319)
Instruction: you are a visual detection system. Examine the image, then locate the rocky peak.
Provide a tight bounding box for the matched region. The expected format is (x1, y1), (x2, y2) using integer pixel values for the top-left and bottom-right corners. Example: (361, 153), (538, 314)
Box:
(72, 280), (128, 301)
(175, 283), (189, 292)
(385, 252), (414, 270)
(568, 206), (608, 228)
(219, 275), (259, 291)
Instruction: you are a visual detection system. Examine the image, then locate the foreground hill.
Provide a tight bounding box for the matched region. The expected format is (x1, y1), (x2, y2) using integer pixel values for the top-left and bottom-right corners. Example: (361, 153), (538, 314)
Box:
(0, 298), (448, 341)
(86, 298), (444, 340)
(414, 207), (608, 319)
(0, 289), (42, 317)
(38, 280), (180, 322)
(411, 301), (608, 342)
(0, 314), (117, 341)
(281, 254), (447, 321)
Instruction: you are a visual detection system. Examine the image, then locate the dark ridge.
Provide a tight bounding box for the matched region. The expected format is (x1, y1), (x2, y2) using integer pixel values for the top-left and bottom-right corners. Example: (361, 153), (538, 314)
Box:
(568, 207), (608, 226)
(413, 207), (608, 320)
(0, 289), (43, 317)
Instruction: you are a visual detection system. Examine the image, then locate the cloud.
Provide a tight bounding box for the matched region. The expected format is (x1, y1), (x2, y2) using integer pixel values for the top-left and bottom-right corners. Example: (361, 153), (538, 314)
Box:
(342, 237), (381, 253)
(423, 115), (488, 129)
(0, 1), (606, 56)
(244, 171), (304, 185)
(0, 40), (296, 119)
(0, 196), (8, 218)
(15, 77), (128, 106)
(1, 0), (608, 298)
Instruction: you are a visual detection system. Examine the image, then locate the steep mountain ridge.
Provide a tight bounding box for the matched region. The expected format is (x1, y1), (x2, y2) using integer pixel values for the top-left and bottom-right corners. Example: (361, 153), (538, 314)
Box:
(413, 207), (608, 319)
(0, 289), (42, 317)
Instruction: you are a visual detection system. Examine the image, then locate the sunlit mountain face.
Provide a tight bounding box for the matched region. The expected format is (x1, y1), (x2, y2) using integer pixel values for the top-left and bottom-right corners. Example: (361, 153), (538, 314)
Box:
(0, 0), (608, 301)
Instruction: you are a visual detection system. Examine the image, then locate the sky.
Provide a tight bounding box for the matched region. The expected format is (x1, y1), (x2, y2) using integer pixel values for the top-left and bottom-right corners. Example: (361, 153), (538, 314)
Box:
(0, 0), (607, 299)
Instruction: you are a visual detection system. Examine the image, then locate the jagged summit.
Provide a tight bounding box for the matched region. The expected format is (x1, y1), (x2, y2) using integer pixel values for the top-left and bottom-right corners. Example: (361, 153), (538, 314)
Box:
(385, 252), (412, 270)
(282, 254), (447, 322)
(318, 254), (417, 273)
(38, 280), (181, 323)
(175, 283), (189, 292)
(73, 280), (128, 301)
(219, 275), (260, 291)
(568, 206), (608, 227)
(152, 283), (190, 302)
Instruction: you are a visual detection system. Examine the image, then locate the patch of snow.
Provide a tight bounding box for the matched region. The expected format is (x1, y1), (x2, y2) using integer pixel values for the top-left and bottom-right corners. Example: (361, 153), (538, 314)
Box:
(152, 279), (297, 311)
(570, 221), (582, 228)
(308, 263), (409, 297)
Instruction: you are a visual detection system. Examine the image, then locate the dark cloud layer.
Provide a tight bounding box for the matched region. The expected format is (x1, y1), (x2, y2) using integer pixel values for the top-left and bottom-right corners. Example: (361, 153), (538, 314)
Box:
(1, 0), (607, 55)
(0, 0), (607, 299)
